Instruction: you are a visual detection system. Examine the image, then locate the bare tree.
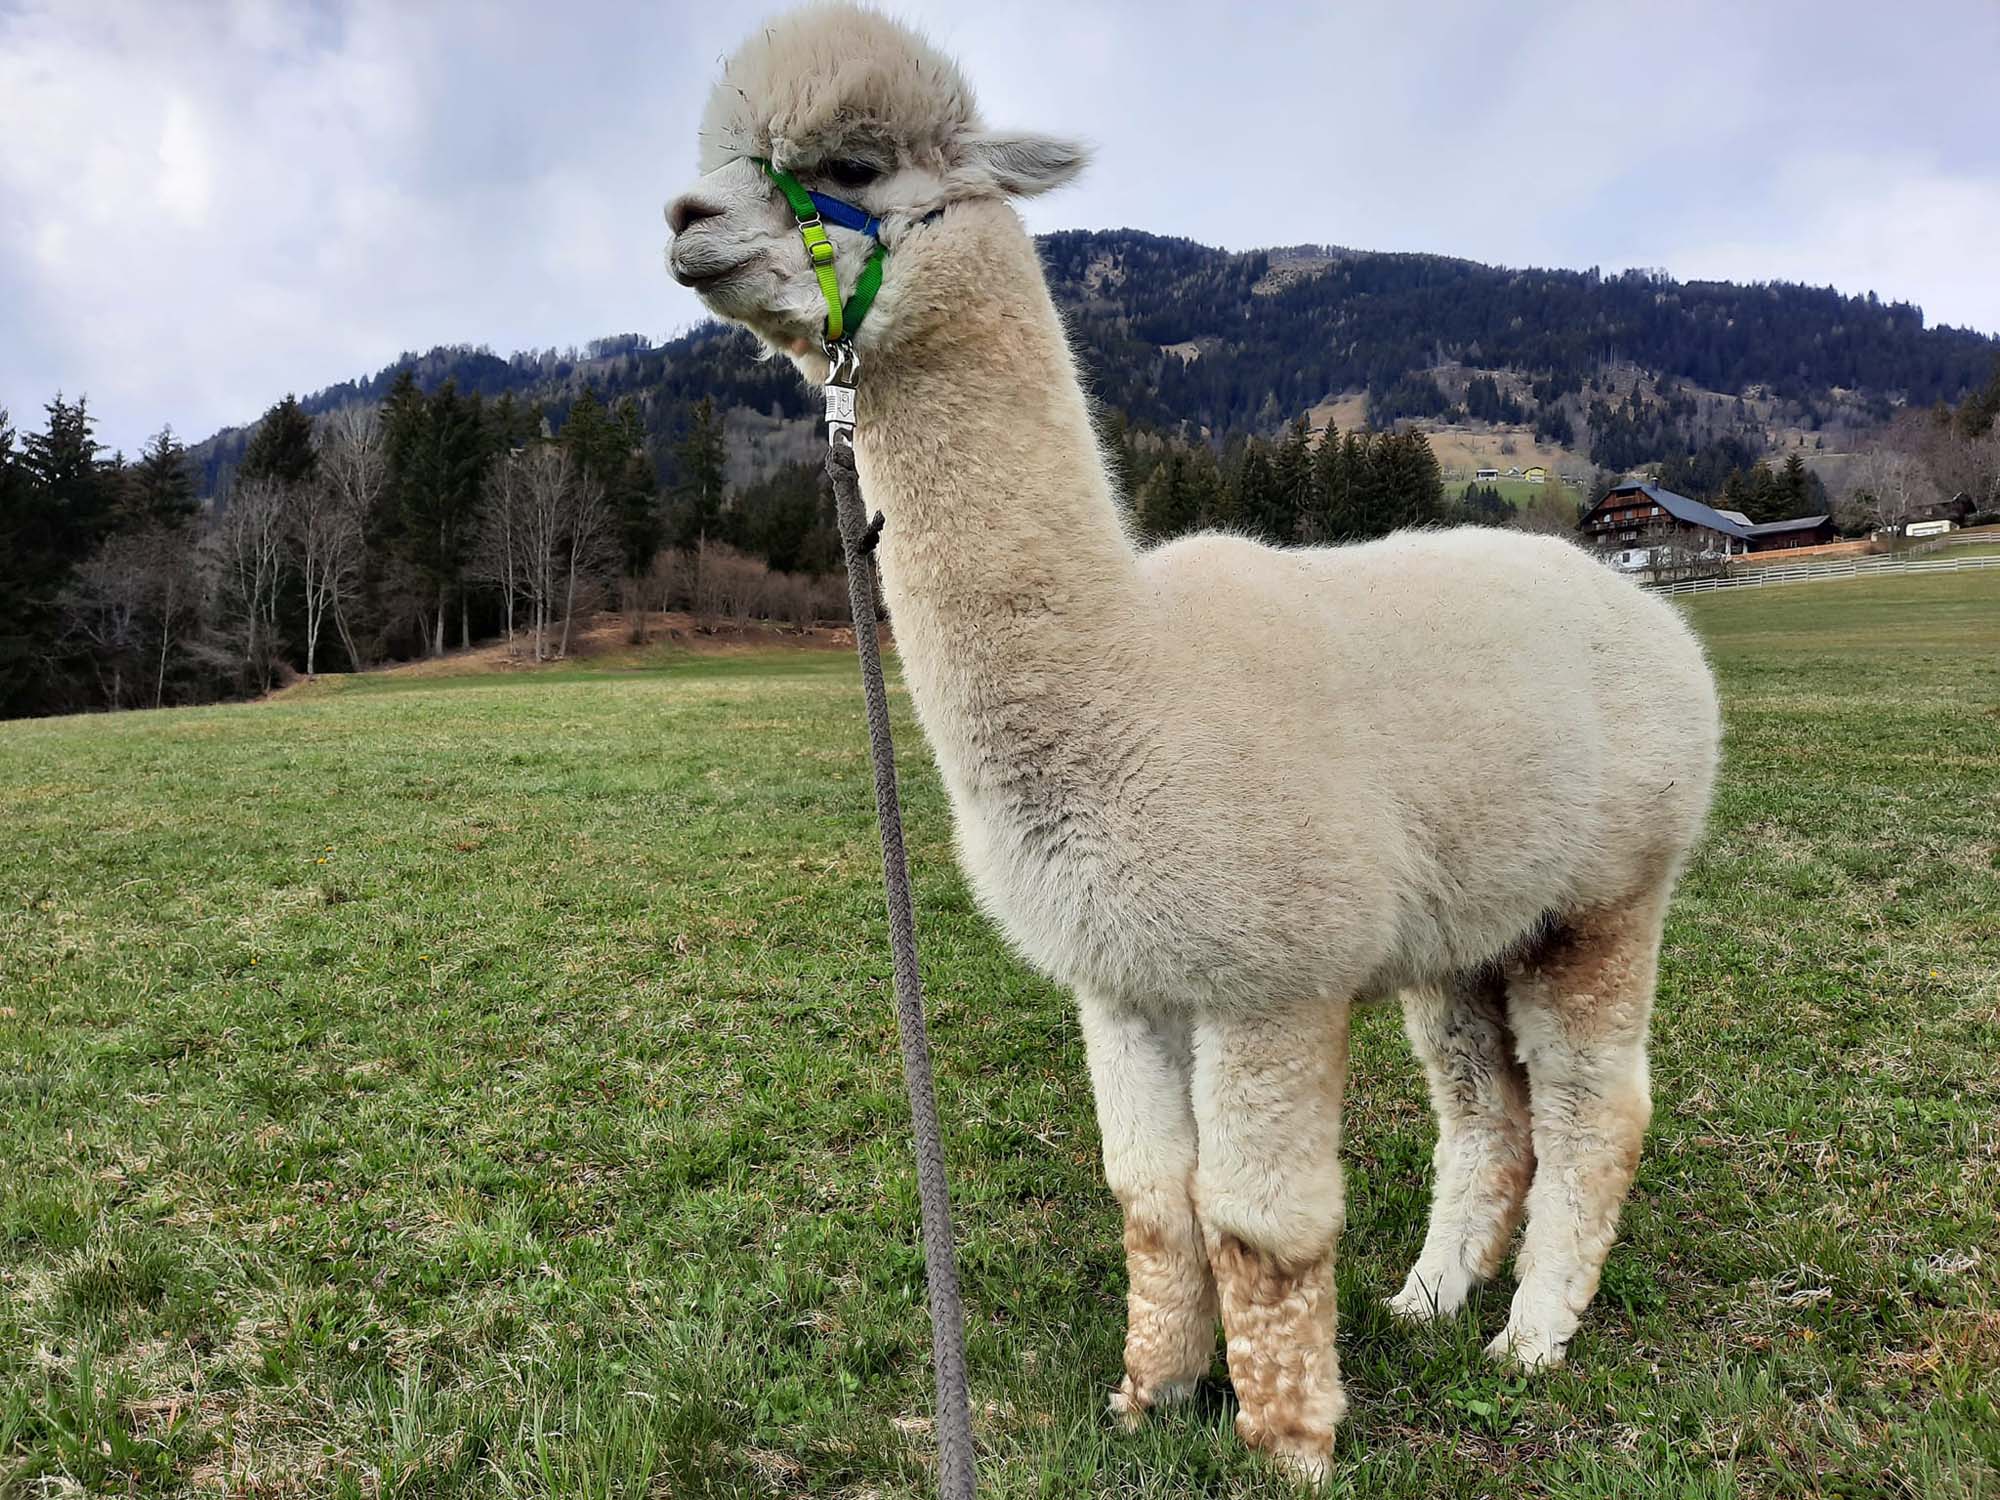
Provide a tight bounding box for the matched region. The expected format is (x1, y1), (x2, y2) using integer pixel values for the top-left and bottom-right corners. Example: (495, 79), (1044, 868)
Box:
(57, 535), (150, 708)
(557, 463), (612, 658)
(1510, 481), (1585, 536)
(212, 477), (290, 690)
(1839, 442), (1941, 536)
(1907, 412), (2000, 518)
(56, 528), (205, 710)
(472, 454), (529, 652)
(309, 408), (384, 671)
(519, 447), (565, 662)
(485, 445), (614, 662)
(148, 540), (202, 708)
(1640, 530), (1728, 586)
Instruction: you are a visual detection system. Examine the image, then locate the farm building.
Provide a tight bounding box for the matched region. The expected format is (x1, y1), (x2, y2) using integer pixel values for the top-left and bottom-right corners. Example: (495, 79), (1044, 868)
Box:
(1524, 465), (1547, 484)
(1902, 492), (1975, 535)
(1579, 483), (1835, 572)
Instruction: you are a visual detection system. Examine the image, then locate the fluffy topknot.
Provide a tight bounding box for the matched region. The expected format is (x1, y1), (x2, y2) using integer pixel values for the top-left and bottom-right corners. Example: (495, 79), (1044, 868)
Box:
(698, 4), (982, 175)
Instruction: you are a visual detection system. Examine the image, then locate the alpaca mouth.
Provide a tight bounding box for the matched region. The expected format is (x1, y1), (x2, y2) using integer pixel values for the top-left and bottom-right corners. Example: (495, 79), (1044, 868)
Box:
(669, 255), (751, 291)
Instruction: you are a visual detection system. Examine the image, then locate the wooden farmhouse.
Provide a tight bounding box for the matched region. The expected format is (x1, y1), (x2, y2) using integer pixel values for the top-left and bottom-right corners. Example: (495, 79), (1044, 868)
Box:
(1579, 483), (1835, 572)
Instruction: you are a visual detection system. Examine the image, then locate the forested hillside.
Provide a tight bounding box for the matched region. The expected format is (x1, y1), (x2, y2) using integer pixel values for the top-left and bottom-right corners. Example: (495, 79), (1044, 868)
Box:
(6, 231), (1999, 720)
(1041, 233), (1997, 433)
(185, 231), (2000, 502)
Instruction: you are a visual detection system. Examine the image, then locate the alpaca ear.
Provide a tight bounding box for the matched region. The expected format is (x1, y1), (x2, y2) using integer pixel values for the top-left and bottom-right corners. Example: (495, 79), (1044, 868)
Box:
(957, 131), (1090, 197)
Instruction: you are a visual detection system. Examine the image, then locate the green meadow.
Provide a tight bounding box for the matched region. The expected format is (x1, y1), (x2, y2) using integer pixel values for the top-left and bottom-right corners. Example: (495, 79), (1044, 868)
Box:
(3, 572), (1996, 1497)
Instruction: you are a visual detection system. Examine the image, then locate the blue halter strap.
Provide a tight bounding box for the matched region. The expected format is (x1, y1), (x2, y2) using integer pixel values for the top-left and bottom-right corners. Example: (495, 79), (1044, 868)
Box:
(806, 192), (884, 240)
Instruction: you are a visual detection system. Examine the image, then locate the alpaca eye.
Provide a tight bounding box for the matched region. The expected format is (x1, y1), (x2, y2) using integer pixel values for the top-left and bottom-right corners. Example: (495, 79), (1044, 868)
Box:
(820, 158), (882, 189)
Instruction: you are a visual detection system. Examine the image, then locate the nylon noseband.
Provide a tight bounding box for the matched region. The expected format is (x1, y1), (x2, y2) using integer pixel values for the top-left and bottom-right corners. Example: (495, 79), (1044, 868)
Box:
(755, 158), (887, 346)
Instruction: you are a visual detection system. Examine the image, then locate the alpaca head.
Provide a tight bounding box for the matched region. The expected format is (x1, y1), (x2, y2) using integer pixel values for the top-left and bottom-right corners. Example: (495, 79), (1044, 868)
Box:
(665, 3), (1087, 367)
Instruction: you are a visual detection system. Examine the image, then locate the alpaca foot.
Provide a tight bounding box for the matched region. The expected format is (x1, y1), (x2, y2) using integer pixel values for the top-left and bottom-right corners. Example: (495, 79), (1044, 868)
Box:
(1483, 1318), (1568, 1371)
(1237, 1413), (1332, 1486)
(1385, 1262), (1474, 1323)
(1107, 1374), (1196, 1431)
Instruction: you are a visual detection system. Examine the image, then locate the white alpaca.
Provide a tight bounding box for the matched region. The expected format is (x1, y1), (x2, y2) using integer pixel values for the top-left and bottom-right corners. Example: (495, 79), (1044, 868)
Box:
(667, 5), (1719, 1479)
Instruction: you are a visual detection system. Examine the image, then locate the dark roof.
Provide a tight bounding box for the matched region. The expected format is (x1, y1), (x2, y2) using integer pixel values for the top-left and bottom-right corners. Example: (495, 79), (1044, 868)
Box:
(1596, 483), (1752, 540)
(1743, 514), (1832, 536)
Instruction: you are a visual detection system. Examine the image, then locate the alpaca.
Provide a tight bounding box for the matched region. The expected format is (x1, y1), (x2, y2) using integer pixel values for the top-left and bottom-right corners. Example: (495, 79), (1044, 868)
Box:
(666, 5), (1720, 1479)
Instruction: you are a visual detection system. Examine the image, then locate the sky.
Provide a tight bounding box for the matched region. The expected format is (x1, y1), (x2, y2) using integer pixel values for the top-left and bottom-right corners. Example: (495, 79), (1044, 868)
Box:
(4, 0), (1998, 455)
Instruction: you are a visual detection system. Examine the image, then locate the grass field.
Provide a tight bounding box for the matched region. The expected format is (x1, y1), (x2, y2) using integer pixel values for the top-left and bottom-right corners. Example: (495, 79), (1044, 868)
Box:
(3, 573), (1997, 1497)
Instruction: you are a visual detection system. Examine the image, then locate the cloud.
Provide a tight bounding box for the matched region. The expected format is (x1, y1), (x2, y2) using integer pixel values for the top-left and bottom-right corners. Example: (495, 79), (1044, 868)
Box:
(0, 1), (728, 451)
(1661, 154), (2000, 332)
(1, 0), (1994, 454)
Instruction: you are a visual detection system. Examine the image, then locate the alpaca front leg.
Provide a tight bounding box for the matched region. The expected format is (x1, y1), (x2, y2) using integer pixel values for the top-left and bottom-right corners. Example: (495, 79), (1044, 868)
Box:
(1491, 904), (1660, 1370)
(1192, 1001), (1349, 1482)
(1077, 996), (1216, 1424)
(1389, 971), (1534, 1322)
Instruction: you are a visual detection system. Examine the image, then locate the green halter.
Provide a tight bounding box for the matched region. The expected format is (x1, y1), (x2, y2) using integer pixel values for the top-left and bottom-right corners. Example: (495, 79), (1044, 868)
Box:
(756, 158), (888, 346)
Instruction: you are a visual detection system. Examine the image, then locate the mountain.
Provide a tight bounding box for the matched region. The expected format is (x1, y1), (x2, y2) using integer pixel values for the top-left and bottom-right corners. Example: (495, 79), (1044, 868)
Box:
(189, 230), (2000, 497)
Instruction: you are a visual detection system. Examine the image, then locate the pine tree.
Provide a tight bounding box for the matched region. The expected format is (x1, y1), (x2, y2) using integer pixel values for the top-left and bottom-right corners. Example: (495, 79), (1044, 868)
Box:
(1779, 452), (1811, 519)
(128, 427), (199, 529)
(563, 391), (660, 583)
(1186, 443), (1228, 530)
(439, 388), (490, 650)
(240, 395), (318, 489)
(379, 377), (487, 654)
(1957, 356), (2000, 440)
(1384, 428), (1445, 530)
(487, 392), (542, 456)
(1233, 440), (1283, 542)
(1316, 428), (1380, 542)
(561, 388), (616, 478)
(1455, 483), (1514, 526)
(1137, 448), (1204, 541)
(1269, 415), (1314, 544)
(1721, 466), (1752, 519)
(0, 408), (49, 714)
(23, 393), (112, 556)
(731, 462), (838, 575)
(1095, 407), (1138, 519)
(1306, 422), (1346, 542)
(1736, 460), (1783, 524)
(611, 399), (663, 580)
(671, 397), (728, 550)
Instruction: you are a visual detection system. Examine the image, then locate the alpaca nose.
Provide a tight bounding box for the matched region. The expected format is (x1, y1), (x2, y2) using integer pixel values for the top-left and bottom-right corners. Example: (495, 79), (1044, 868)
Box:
(667, 193), (724, 237)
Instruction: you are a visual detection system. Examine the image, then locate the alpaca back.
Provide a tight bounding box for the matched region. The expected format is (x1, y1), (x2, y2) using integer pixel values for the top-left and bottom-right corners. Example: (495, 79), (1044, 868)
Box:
(955, 525), (1719, 1010)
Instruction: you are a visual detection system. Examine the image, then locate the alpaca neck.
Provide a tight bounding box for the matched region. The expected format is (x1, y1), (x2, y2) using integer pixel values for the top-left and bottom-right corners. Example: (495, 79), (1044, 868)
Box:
(851, 202), (1151, 802)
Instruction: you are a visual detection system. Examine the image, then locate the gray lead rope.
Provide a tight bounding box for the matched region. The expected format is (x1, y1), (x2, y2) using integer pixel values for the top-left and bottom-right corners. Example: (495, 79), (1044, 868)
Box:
(825, 415), (978, 1500)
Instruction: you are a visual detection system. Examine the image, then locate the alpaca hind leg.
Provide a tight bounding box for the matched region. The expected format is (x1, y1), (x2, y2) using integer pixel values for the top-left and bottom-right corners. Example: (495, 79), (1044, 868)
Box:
(1077, 996), (1216, 1424)
(1388, 969), (1534, 1322)
(1489, 901), (1661, 1370)
(1192, 1000), (1349, 1482)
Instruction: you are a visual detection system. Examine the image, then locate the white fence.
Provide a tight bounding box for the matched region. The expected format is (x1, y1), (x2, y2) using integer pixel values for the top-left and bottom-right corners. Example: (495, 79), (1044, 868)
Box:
(1646, 550), (2000, 597)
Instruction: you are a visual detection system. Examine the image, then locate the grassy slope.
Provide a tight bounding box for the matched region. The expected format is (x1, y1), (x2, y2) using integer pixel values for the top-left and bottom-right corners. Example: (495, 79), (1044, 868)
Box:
(2, 576), (1996, 1497)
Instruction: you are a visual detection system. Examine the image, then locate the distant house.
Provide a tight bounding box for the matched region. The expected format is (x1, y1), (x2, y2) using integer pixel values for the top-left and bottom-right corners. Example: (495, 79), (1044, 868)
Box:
(1903, 493), (1975, 535)
(1504, 466), (1524, 479)
(1524, 465), (1547, 484)
(1578, 483), (1835, 571)
(1474, 467), (1500, 481)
